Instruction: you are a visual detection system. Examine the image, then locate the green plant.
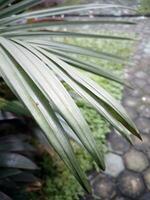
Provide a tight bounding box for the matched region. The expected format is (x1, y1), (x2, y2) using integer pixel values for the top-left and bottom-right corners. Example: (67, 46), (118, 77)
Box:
(0, 112), (42, 200)
(0, 0), (141, 195)
(139, 0), (150, 14)
(31, 36), (133, 200)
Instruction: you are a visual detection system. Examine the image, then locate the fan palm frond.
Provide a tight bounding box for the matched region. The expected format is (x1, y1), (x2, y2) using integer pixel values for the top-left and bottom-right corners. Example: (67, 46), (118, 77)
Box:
(0, 0), (140, 192)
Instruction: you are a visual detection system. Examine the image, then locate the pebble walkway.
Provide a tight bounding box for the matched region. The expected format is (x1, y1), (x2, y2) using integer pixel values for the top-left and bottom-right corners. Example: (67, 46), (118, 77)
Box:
(83, 17), (150, 200)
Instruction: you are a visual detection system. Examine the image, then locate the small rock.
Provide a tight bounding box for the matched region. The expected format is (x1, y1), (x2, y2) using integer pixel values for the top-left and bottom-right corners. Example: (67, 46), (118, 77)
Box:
(135, 71), (148, 79)
(135, 118), (150, 134)
(123, 97), (138, 108)
(104, 153), (125, 177)
(125, 107), (138, 120)
(141, 95), (150, 104)
(140, 193), (150, 200)
(131, 88), (143, 98)
(131, 134), (150, 151)
(138, 105), (150, 118)
(143, 168), (150, 190)
(124, 149), (149, 172)
(107, 132), (130, 154)
(143, 84), (150, 95)
(132, 79), (146, 88)
(92, 174), (116, 200)
(118, 171), (145, 198)
(146, 150), (150, 161)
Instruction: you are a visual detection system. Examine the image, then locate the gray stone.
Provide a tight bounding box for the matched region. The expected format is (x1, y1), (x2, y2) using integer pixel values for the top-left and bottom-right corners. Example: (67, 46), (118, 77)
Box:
(143, 168), (150, 190)
(125, 107), (138, 120)
(138, 105), (150, 118)
(148, 78), (150, 84)
(135, 71), (148, 79)
(107, 132), (130, 154)
(88, 171), (98, 182)
(140, 193), (150, 200)
(118, 171), (145, 198)
(123, 97), (138, 108)
(132, 79), (146, 88)
(135, 117), (150, 134)
(92, 174), (116, 200)
(124, 149), (149, 172)
(146, 150), (150, 161)
(143, 84), (150, 95)
(131, 134), (150, 151)
(104, 153), (124, 177)
(131, 88), (143, 98)
(144, 41), (150, 54)
(141, 95), (150, 104)
(124, 71), (132, 80)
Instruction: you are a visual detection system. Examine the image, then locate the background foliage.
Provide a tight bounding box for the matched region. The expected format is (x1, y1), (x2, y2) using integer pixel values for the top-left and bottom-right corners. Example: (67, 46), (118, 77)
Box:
(139, 0), (150, 14)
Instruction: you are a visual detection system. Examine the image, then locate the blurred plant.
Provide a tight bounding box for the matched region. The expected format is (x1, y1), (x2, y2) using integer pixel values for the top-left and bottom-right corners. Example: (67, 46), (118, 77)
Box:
(0, 111), (43, 199)
(0, 0), (141, 196)
(139, 0), (150, 14)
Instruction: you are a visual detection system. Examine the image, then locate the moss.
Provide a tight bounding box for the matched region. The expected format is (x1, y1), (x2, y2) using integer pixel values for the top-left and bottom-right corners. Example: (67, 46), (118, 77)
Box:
(30, 34), (134, 200)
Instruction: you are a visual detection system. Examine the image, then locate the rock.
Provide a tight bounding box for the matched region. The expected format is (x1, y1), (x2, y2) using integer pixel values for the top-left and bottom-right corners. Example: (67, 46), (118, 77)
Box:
(135, 71), (148, 79)
(92, 174), (116, 199)
(104, 153), (125, 177)
(107, 132), (130, 154)
(143, 168), (150, 190)
(132, 79), (146, 88)
(146, 150), (150, 161)
(140, 193), (150, 200)
(118, 171), (145, 198)
(124, 107), (138, 120)
(138, 105), (150, 118)
(124, 149), (149, 172)
(131, 88), (143, 98)
(123, 97), (139, 108)
(135, 118), (150, 134)
(144, 41), (150, 54)
(141, 95), (150, 104)
(143, 84), (150, 95)
(131, 134), (150, 151)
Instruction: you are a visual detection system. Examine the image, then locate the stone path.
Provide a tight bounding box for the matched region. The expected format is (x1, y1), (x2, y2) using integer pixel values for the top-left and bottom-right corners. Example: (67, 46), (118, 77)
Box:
(83, 17), (150, 200)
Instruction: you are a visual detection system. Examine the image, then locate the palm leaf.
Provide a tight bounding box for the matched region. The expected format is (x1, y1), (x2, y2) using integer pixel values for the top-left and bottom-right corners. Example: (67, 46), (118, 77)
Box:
(0, 191), (12, 200)
(0, 0), (40, 18)
(0, 4), (135, 25)
(0, 20), (135, 34)
(26, 44), (125, 84)
(0, 1), (140, 192)
(0, 153), (38, 169)
(2, 30), (133, 41)
(0, 44), (91, 192)
(26, 46), (139, 140)
(26, 39), (125, 62)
